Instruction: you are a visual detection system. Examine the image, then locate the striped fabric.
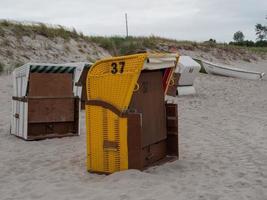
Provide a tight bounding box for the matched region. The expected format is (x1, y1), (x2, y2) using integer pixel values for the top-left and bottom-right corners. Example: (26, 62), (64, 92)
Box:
(30, 63), (91, 73)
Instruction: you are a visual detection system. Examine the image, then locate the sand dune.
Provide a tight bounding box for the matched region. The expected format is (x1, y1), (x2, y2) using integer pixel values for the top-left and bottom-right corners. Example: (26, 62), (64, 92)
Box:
(0, 61), (267, 200)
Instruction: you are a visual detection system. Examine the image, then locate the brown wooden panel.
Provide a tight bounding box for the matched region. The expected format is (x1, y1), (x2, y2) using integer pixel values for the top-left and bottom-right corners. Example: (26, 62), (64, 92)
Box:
(27, 122), (78, 139)
(130, 70), (167, 147)
(142, 140), (167, 167)
(73, 97), (80, 135)
(167, 135), (179, 158)
(166, 104), (179, 157)
(167, 117), (178, 128)
(167, 116), (178, 134)
(166, 104), (178, 117)
(27, 97), (79, 140)
(103, 140), (118, 149)
(86, 99), (125, 117)
(167, 128), (178, 134)
(28, 73), (73, 97)
(127, 113), (143, 170)
(166, 104), (178, 133)
(79, 68), (89, 110)
(28, 98), (75, 123)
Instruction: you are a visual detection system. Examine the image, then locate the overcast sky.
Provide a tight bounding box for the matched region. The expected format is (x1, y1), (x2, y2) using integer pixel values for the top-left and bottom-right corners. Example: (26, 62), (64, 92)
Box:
(0, 0), (266, 42)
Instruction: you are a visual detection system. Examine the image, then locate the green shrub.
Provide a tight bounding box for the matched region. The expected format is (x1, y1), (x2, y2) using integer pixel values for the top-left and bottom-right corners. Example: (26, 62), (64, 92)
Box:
(6, 50), (13, 57)
(229, 40), (267, 47)
(0, 27), (5, 37)
(0, 20), (10, 27)
(87, 36), (158, 55)
(0, 62), (4, 73)
(2, 39), (10, 46)
(14, 62), (24, 68)
(86, 56), (96, 63)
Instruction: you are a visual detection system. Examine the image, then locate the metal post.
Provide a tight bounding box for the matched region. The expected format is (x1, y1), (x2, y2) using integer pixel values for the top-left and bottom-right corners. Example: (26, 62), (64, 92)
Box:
(125, 13), (129, 37)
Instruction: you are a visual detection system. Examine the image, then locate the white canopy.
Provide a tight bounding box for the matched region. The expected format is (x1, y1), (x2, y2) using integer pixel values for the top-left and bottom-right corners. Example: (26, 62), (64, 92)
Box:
(143, 53), (178, 70)
(175, 56), (201, 87)
(176, 56), (201, 73)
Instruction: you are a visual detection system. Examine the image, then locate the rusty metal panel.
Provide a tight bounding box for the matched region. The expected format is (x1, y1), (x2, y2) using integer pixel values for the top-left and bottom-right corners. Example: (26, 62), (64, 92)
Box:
(28, 73), (73, 97)
(130, 70), (167, 147)
(28, 98), (75, 123)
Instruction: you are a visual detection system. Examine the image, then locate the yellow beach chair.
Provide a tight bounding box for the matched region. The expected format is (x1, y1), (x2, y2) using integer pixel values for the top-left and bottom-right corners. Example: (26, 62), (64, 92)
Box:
(85, 53), (179, 174)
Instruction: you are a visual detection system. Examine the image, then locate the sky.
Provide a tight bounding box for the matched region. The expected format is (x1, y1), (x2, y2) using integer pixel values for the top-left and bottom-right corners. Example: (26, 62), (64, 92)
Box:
(0, 0), (266, 42)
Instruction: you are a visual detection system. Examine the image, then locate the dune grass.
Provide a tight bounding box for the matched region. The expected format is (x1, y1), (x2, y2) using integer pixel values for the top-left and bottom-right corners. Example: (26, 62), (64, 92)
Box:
(87, 35), (267, 56)
(0, 19), (266, 57)
(87, 36), (158, 55)
(0, 20), (82, 40)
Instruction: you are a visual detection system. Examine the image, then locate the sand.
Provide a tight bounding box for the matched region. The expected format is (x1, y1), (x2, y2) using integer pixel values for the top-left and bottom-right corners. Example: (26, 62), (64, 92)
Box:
(0, 60), (267, 200)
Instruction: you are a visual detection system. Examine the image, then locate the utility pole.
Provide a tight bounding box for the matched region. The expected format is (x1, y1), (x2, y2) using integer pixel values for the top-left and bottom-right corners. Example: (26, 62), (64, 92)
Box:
(125, 13), (129, 37)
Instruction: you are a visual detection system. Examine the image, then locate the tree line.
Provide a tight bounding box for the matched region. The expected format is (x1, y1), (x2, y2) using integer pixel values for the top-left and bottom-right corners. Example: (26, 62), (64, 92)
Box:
(230, 16), (267, 47)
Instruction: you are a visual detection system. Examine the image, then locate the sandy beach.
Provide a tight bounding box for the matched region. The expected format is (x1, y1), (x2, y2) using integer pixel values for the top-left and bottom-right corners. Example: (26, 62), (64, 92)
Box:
(0, 61), (267, 200)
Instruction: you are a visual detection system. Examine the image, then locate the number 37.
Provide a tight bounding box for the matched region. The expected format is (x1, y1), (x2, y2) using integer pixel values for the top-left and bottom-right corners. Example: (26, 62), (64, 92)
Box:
(111, 61), (125, 74)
